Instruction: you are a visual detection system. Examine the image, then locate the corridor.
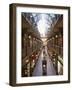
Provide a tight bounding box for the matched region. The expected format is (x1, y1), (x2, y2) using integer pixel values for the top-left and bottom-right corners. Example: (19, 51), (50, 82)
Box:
(32, 46), (56, 76)
(21, 13), (63, 77)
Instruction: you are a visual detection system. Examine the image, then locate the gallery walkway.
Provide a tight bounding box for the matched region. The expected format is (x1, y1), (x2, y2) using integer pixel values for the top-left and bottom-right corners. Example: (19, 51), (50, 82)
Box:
(32, 46), (56, 76)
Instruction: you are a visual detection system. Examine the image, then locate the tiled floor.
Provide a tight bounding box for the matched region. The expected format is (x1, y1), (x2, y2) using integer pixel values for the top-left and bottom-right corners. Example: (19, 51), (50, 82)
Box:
(32, 46), (56, 76)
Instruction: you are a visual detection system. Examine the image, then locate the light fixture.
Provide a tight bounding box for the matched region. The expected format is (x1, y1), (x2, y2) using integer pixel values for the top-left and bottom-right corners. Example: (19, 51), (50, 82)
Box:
(55, 35), (58, 38)
(29, 35), (31, 39)
(25, 71), (27, 74)
(26, 59), (29, 63)
(43, 65), (46, 67)
(53, 58), (55, 61)
(33, 60), (35, 62)
(32, 55), (34, 57)
(36, 55), (38, 57)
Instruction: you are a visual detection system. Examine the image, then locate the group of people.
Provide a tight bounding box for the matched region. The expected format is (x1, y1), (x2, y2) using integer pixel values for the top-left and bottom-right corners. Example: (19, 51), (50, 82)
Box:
(43, 46), (47, 58)
(42, 45), (47, 75)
